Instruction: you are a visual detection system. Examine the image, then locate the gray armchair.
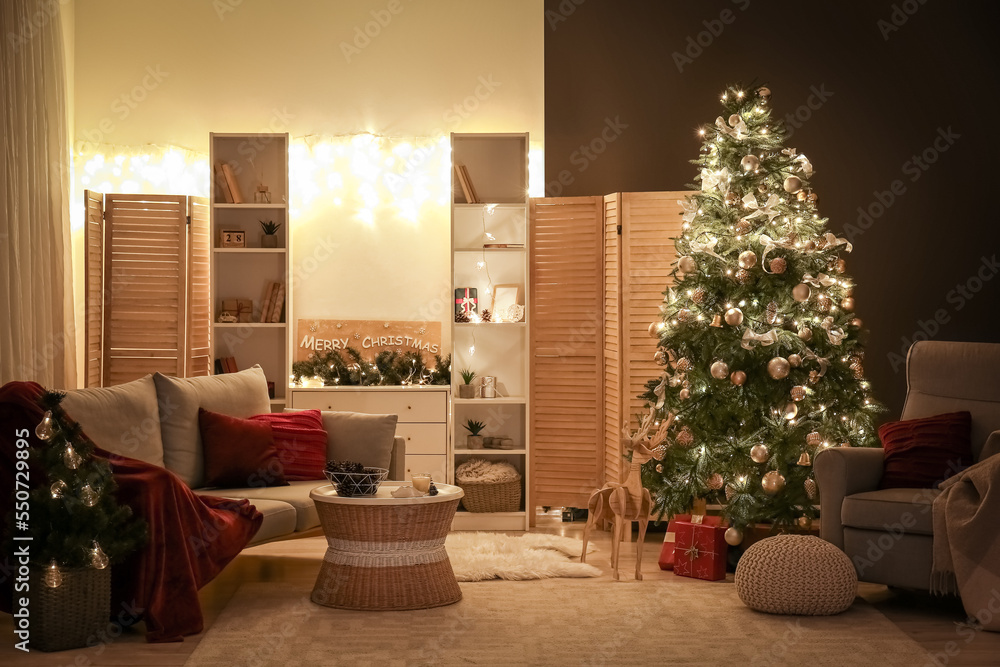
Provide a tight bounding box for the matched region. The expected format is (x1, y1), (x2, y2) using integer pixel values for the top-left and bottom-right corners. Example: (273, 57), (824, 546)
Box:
(815, 340), (1000, 590)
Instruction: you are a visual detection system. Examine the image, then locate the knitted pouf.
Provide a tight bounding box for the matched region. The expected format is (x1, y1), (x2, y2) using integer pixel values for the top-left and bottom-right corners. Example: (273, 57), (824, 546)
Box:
(734, 535), (857, 615)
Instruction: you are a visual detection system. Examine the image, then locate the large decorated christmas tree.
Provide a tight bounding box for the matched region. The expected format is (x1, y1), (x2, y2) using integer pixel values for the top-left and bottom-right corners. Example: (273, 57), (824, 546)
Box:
(640, 84), (884, 540)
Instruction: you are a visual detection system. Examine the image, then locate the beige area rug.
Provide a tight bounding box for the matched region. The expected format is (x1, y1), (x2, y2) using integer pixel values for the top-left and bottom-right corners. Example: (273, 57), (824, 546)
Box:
(186, 580), (931, 667)
(446, 532), (601, 581)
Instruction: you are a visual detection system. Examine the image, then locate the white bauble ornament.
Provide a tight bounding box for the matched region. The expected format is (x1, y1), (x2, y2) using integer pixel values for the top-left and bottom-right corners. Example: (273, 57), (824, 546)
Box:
(724, 307), (744, 326)
(783, 175), (802, 193)
(792, 283), (811, 302)
(678, 256), (697, 274)
(711, 360), (730, 379)
(762, 471), (786, 495)
(767, 357), (791, 380)
(725, 526), (744, 546)
(741, 155), (760, 172)
(750, 444), (769, 463)
(738, 250), (757, 269)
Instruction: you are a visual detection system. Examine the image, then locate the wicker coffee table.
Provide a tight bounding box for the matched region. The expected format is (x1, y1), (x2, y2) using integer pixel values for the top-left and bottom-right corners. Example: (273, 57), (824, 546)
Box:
(309, 483), (464, 611)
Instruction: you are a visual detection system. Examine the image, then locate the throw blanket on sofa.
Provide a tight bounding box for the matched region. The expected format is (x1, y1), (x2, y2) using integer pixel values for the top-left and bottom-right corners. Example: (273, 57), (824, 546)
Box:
(932, 452), (1000, 631)
(0, 381), (263, 642)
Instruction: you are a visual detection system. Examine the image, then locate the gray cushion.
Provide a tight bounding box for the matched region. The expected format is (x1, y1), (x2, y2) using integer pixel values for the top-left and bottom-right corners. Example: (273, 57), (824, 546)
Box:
(194, 493), (298, 546)
(284, 409), (397, 471)
(841, 488), (938, 536)
(154, 366), (271, 488)
(982, 430), (1000, 461)
(61, 375), (164, 467)
(199, 481), (321, 533)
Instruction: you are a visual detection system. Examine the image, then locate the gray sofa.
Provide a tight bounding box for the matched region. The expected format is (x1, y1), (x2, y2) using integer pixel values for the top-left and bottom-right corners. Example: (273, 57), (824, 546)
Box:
(59, 366), (404, 547)
(815, 340), (1000, 590)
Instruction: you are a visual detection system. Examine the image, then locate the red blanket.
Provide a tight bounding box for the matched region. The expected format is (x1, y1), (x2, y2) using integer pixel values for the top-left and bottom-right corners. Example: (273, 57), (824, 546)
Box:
(0, 381), (262, 642)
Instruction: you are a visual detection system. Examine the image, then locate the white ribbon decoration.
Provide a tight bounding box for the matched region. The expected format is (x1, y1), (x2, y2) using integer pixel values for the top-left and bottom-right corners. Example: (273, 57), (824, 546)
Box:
(802, 273), (838, 288)
(758, 233), (798, 271)
(700, 167), (732, 195)
(716, 115), (747, 141)
(802, 349), (831, 376)
(688, 234), (723, 260)
(821, 317), (845, 346)
(653, 374), (668, 409)
(742, 193), (781, 224)
(741, 328), (783, 350)
(679, 198), (698, 224)
(782, 147), (813, 177)
(822, 232), (853, 253)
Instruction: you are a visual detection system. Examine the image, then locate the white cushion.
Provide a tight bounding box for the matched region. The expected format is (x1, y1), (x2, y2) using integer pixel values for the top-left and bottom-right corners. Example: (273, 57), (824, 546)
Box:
(154, 366), (271, 488)
(61, 375), (164, 467)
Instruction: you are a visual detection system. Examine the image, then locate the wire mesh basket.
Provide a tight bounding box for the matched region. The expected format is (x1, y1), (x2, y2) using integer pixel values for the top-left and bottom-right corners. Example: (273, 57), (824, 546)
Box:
(324, 467), (389, 497)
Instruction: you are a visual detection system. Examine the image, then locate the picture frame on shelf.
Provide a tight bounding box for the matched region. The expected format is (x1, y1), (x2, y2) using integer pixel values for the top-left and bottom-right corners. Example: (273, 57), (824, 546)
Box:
(221, 229), (246, 247)
(491, 284), (522, 322)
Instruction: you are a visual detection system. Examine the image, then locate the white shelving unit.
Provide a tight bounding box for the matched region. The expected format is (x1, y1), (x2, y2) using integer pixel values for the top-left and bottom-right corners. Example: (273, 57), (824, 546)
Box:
(450, 132), (530, 531)
(209, 132), (290, 409)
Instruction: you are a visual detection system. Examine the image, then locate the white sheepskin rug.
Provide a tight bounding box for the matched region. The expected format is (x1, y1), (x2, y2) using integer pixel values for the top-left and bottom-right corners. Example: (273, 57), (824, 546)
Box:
(445, 532), (602, 581)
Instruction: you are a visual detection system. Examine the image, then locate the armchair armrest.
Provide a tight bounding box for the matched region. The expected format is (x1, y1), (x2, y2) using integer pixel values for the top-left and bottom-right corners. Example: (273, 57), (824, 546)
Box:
(814, 447), (885, 550)
(387, 435), (406, 481)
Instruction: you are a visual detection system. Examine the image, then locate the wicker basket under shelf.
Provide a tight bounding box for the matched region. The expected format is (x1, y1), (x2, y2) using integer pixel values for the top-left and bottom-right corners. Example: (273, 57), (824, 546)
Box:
(28, 566), (111, 652)
(457, 478), (522, 512)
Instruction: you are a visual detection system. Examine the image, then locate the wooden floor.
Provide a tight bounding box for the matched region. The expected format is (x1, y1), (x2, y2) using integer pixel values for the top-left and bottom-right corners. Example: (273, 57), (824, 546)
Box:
(3, 510), (999, 665)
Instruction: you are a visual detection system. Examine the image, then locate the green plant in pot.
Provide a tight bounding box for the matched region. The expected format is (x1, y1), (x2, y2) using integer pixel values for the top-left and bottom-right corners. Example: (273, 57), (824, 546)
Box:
(259, 219), (281, 248)
(459, 368), (477, 399)
(464, 419), (486, 449)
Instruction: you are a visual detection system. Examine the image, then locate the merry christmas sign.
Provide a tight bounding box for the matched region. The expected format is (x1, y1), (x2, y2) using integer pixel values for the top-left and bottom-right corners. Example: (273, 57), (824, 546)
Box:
(295, 319), (442, 365)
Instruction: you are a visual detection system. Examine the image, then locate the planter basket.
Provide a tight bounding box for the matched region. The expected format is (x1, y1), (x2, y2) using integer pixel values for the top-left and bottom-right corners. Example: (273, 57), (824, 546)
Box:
(28, 566), (111, 652)
(457, 478), (521, 512)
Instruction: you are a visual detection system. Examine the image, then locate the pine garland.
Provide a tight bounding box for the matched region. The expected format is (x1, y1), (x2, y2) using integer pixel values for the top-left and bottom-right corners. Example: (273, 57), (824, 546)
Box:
(292, 348), (451, 387)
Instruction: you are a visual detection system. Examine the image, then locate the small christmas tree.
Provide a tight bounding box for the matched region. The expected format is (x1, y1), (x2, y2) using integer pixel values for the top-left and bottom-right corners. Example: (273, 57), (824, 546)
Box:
(28, 391), (146, 583)
(640, 84), (884, 540)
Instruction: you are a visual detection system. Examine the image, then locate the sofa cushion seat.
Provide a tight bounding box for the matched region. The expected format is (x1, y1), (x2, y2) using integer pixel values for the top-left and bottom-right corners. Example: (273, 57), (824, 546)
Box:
(841, 487), (938, 536)
(198, 481), (322, 533)
(194, 494), (298, 546)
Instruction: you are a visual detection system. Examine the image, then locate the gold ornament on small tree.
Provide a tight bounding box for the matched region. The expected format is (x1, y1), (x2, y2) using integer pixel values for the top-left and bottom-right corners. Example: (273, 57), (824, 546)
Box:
(767, 357), (791, 380)
(769, 257), (787, 274)
(750, 443), (769, 463)
(730, 370), (747, 386)
(710, 360), (730, 379)
(762, 470), (786, 495)
(725, 307), (744, 326)
(738, 250), (757, 269)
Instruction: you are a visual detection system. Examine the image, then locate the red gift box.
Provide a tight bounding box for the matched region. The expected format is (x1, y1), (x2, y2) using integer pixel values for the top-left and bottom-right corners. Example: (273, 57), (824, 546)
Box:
(672, 521), (728, 581)
(658, 514), (724, 570)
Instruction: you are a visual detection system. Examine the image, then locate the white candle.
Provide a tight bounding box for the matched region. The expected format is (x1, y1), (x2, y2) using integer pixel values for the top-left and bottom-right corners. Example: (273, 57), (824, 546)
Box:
(411, 473), (431, 493)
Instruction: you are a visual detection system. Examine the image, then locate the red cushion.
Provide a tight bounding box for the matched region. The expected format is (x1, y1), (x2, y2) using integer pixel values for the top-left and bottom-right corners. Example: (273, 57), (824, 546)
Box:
(198, 408), (288, 488)
(249, 410), (328, 480)
(879, 411), (973, 489)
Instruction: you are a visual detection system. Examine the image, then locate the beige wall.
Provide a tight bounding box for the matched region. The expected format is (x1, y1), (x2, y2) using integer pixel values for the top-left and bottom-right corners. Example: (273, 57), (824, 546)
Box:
(71, 0), (543, 381)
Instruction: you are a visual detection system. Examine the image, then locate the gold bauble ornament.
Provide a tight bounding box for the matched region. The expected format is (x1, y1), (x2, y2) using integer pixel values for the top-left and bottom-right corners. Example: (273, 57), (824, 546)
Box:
(792, 283), (811, 302)
(783, 402), (799, 420)
(762, 471), (786, 495)
(741, 154), (760, 172)
(648, 321), (661, 338)
(654, 350), (666, 365)
(725, 526), (744, 546)
(804, 478), (818, 500)
(736, 269), (752, 285)
(804, 240), (816, 251)
(758, 182), (768, 193)
(783, 175), (802, 193)
(835, 259), (847, 273)
(692, 287), (707, 304)
(769, 257), (787, 274)
(757, 86), (771, 101)
(797, 516), (812, 529)
(738, 250), (757, 269)
(750, 444), (770, 463)
(807, 192), (819, 203)
(730, 370), (747, 386)
(726, 191), (740, 206)
(734, 219), (752, 236)
(797, 451), (812, 466)
(796, 190), (808, 201)
(678, 256), (698, 274)
(767, 357), (791, 379)
(841, 441), (852, 448)
(676, 426), (694, 447)
(724, 307), (744, 326)
(806, 431), (822, 446)
(844, 285), (854, 297)
(656, 464), (664, 473)
(841, 297), (855, 311)
(710, 360), (730, 379)
(679, 387), (690, 400)
(850, 317), (863, 328)
(788, 354), (802, 367)
(790, 385), (806, 401)
(707, 473), (724, 490)
(798, 326), (812, 342)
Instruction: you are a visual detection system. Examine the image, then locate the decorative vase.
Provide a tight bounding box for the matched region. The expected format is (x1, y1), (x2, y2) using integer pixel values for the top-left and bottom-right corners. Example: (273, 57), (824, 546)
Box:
(28, 566), (111, 652)
(261, 234), (278, 248)
(458, 384), (476, 399)
(467, 435), (484, 449)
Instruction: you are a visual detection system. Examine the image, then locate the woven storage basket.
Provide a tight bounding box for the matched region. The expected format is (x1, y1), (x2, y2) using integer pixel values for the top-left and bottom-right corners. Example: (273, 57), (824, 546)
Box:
(457, 478), (521, 512)
(28, 566), (111, 652)
(734, 535), (857, 616)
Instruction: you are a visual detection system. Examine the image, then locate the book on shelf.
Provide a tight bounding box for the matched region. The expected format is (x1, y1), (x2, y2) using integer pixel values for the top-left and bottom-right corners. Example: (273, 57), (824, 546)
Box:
(259, 281), (277, 322)
(215, 163), (234, 203)
(269, 282), (285, 323)
(483, 243), (525, 248)
(460, 164), (479, 203)
(214, 358), (224, 375)
(221, 163), (244, 203)
(454, 164), (475, 203)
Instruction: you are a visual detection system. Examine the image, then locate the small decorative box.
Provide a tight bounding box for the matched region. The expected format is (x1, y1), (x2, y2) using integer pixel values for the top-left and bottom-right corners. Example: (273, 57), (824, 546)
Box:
(455, 288), (478, 317)
(673, 521), (728, 581)
(658, 513), (724, 571)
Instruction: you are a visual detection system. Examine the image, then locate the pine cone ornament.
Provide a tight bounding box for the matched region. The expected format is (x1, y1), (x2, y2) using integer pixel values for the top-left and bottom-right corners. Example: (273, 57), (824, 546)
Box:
(766, 301), (778, 324)
(816, 294), (832, 311)
(691, 287), (707, 304)
(480, 309), (492, 323)
(735, 219), (752, 236)
(675, 357), (693, 372)
(677, 308), (694, 323)
(736, 269), (752, 285)
(455, 311), (471, 323)
(725, 484), (737, 501)
(804, 478), (817, 500)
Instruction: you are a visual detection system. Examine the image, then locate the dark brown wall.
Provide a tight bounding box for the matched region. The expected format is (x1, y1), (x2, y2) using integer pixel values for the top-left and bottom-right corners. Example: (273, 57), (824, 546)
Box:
(544, 0), (1000, 419)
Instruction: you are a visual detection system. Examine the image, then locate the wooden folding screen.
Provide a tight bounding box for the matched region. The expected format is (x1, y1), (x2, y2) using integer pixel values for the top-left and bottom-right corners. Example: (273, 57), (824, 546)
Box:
(85, 193), (210, 386)
(529, 196), (606, 513)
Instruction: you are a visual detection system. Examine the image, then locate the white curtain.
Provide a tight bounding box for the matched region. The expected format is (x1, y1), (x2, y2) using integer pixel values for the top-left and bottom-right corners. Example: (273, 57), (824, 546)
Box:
(0, 0), (76, 387)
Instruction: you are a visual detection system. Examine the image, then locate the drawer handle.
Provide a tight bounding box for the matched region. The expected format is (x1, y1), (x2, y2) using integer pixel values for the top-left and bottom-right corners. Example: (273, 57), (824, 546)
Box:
(407, 405), (412, 410)
(326, 405), (332, 410)
(407, 437), (411, 441)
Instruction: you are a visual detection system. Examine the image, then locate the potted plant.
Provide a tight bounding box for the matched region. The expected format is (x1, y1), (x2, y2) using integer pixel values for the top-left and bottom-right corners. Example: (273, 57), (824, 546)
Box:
(459, 368), (477, 399)
(464, 419), (486, 449)
(259, 219), (281, 248)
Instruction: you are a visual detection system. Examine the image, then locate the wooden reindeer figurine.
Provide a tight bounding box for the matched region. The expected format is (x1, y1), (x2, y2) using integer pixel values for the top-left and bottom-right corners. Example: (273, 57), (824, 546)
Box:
(581, 409), (673, 580)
